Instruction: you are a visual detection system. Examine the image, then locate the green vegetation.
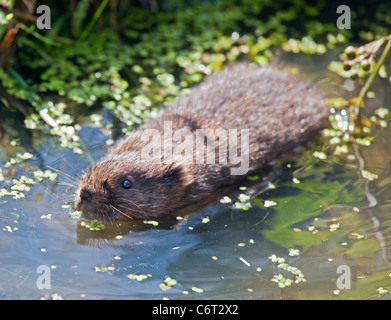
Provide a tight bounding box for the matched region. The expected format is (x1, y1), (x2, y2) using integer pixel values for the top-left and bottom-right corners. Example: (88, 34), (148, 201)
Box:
(269, 254), (306, 288)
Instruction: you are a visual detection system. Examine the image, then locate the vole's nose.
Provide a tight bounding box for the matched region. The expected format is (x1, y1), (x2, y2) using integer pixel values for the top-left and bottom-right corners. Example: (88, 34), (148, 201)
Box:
(80, 189), (92, 202)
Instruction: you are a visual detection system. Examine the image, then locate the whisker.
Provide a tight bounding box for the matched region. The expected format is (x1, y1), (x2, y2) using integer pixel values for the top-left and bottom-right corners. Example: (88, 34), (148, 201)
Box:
(46, 164), (75, 180)
(57, 181), (78, 188)
(46, 164), (79, 188)
(57, 152), (83, 179)
(117, 198), (149, 218)
(109, 204), (134, 220)
(106, 206), (123, 233)
(80, 168), (88, 177)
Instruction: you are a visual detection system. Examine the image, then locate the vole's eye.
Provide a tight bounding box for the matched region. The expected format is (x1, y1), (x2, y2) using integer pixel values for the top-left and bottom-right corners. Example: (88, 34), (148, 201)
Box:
(122, 179), (132, 189)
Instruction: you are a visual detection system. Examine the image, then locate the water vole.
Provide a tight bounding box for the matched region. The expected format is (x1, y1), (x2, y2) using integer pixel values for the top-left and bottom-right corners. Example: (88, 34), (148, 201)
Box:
(74, 64), (329, 220)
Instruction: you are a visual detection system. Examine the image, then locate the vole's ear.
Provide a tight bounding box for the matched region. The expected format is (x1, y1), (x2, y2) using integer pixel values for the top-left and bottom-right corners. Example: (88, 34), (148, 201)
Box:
(161, 163), (191, 186)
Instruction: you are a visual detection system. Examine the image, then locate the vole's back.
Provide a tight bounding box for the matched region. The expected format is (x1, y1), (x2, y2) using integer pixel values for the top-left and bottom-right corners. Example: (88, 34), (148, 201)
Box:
(113, 64), (329, 170)
(163, 64), (328, 166)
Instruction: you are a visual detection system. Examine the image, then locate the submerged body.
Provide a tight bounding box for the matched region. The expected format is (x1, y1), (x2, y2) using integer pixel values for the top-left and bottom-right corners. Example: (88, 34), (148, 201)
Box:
(74, 64), (329, 220)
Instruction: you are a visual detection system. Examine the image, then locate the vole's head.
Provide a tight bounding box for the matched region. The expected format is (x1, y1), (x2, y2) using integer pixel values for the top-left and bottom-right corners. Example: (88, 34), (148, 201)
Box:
(73, 153), (189, 220)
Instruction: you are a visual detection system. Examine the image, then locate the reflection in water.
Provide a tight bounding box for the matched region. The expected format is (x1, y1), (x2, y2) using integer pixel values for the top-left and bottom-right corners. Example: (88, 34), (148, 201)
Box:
(352, 140), (391, 269)
(75, 217), (182, 246)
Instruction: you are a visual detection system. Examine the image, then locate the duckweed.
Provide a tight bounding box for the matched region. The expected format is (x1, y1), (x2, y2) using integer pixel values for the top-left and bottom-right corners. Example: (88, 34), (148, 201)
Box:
(191, 286), (204, 293)
(0, 168), (57, 200)
(269, 254), (306, 288)
(94, 266), (108, 273)
(70, 211), (83, 219)
(288, 248), (300, 257)
(159, 277), (178, 291)
(201, 217), (210, 224)
(143, 220), (159, 227)
(81, 220), (105, 231)
(128, 274), (151, 282)
(234, 193), (252, 211)
(376, 287), (389, 295)
(263, 200), (277, 208)
(361, 170), (378, 181)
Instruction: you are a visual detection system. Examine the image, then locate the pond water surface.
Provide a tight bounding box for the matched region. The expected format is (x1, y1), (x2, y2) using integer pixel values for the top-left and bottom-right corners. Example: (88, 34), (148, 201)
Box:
(1, 52), (391, 300)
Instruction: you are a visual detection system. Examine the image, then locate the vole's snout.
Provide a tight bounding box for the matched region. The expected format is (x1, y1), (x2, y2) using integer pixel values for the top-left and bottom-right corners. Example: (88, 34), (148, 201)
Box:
(80, 189), (92, 202)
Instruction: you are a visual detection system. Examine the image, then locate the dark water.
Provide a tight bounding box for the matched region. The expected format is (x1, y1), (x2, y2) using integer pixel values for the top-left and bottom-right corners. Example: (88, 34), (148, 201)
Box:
(1, 52), (391, 300)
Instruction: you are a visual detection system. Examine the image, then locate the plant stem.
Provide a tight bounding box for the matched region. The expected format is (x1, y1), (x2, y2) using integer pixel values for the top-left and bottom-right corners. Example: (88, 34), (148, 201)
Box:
(356, 39), (391, 109)
(80, 0), (110, 41)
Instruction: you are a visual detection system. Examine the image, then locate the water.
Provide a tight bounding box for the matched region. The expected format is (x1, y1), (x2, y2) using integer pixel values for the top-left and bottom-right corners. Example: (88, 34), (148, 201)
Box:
(1, 52), (391, 300)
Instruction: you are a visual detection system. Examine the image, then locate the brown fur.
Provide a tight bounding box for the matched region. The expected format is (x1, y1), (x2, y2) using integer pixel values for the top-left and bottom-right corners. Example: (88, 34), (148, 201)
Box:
(74, 64), (329, 220)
